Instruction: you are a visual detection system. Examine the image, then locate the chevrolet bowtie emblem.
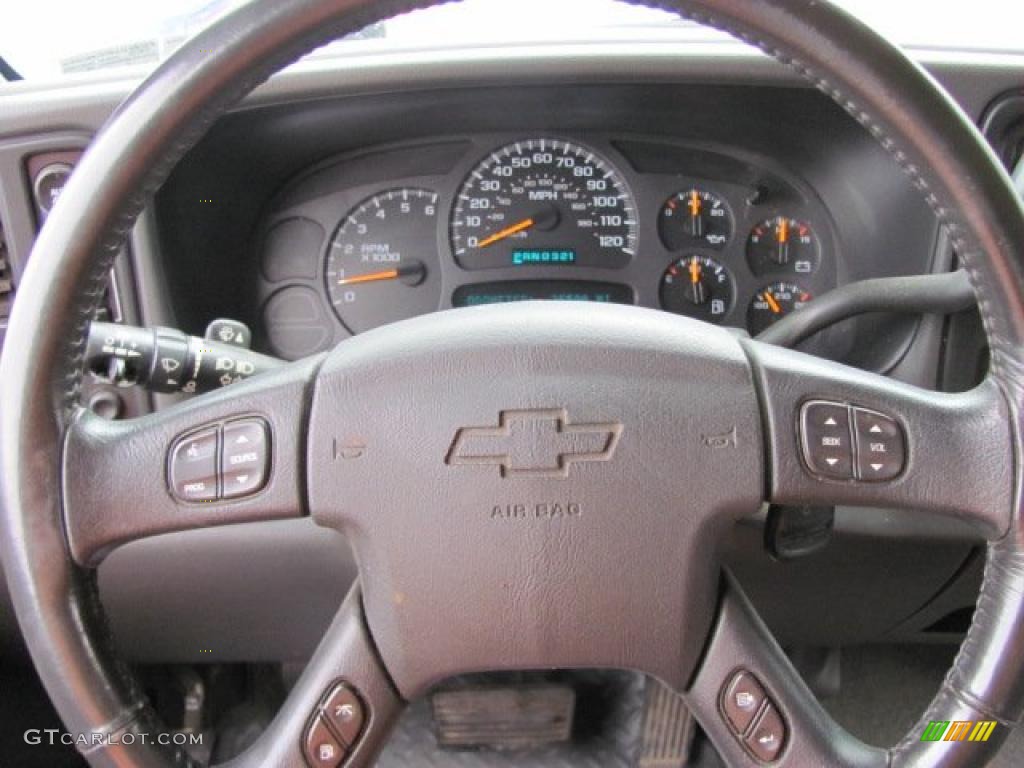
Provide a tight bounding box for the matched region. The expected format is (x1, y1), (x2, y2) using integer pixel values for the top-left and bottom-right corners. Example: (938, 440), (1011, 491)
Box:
(446, 408), (623, 478)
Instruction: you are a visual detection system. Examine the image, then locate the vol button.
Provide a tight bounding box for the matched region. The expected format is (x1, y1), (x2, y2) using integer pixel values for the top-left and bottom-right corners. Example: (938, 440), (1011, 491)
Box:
(853, 408), (905, 481)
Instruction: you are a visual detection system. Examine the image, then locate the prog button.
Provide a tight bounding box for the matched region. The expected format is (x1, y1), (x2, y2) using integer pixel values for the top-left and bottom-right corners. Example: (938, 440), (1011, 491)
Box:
(169, 428), (218, 502)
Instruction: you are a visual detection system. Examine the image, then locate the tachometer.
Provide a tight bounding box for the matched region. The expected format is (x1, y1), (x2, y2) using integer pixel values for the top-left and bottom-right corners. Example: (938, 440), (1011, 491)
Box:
(450, 139), (637, 270)
(324, 188), (441, 334)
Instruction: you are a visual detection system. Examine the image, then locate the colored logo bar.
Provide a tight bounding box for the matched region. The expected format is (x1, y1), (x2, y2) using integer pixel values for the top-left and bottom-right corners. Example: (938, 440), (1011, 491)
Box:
(920, 720), (997, 742)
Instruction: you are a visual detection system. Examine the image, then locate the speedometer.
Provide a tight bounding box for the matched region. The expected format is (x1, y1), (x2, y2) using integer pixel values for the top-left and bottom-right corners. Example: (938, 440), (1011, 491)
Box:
(450, 139), (637, 270)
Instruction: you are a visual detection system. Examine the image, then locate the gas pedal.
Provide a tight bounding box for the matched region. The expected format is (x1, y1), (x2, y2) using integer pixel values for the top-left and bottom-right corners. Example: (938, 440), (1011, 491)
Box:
(638, 678), (695, 768)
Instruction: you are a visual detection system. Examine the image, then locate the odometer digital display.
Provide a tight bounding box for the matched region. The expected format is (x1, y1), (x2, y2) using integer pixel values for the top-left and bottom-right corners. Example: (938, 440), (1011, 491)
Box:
(452, 280), (633, 307)
(511, 249), (577, 266)
(450, 138), (637, 270)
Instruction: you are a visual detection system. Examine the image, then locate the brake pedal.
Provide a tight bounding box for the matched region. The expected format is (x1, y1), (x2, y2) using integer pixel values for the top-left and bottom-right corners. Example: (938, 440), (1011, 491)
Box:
(432, 684), (575, 750)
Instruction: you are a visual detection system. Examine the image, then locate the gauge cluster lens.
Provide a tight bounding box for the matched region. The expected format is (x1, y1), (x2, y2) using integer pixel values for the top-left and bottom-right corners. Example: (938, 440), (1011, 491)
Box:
(450, 138), (637, 270)
(747, 216), (820, 276)
(747, 282), (813, 335)
(324, 188), (441, 334)
(658, 188), (733, 250)
(268, 139), (837, 342)
(452, 280), (633, 307)
(659, 255), (734, 324)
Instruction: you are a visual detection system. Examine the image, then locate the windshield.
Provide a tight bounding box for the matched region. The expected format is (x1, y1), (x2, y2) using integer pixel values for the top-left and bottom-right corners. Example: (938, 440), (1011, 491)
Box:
(2, 0), (1022, 82)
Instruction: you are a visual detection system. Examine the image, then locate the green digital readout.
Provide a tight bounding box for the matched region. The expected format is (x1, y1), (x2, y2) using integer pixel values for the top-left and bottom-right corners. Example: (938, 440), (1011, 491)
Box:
(511, 249), (577, 266)
(453, 280), (633, 307)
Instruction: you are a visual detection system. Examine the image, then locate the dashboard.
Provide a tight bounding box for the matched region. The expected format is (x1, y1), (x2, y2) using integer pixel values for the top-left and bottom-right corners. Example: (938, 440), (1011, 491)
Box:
(152, 82), (943, 377)
(3, 48), (1019, 663)
(256, 133), (838, 358)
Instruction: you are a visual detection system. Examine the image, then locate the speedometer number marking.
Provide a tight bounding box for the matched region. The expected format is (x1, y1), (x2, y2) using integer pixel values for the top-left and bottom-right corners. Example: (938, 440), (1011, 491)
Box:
(450, 139), (637, 270)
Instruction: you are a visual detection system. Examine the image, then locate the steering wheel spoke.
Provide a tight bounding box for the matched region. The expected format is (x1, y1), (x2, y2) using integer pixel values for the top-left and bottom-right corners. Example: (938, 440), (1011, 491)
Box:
(744, 339), (1014, 540)
(685, 577), (886, 767)
(62, 355), (320, 567)
(224, 586), (403, 768)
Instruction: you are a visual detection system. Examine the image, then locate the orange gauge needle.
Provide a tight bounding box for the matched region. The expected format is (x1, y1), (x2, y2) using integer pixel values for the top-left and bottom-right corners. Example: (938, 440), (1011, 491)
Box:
(337, 261), (425, 287)
(774, 218), (790, 244)
(337, 269), (399, 286)
(688, 190), (702, 217)
(763, 291), (782, 314)
(775, 217), (791, 264)
(689, 256), (702, 284)
(476, 217), (535, 248)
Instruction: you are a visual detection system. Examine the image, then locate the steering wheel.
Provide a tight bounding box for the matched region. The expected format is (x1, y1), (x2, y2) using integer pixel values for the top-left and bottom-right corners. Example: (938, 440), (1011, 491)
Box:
(3, 1), (1024, 766)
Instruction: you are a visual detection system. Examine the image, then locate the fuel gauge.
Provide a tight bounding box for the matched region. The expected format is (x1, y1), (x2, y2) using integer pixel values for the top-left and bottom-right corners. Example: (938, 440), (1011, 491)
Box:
(748, 282), (813, 336)
(660, 255), (734, 324)
(747, 216), (819, 276)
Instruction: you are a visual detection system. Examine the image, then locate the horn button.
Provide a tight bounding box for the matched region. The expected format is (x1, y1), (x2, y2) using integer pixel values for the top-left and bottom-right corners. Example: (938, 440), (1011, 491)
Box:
(307, 303), (763, 698)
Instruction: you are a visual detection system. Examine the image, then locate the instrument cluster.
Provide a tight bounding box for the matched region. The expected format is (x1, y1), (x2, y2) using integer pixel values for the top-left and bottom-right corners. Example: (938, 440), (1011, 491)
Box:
(257, 136), (838, 359)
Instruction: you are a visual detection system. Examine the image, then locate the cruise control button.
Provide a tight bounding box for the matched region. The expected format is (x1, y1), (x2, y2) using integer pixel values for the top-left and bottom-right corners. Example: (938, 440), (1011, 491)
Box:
(800, 401), (853, 479)
(323, 684), (366, 747)
(221, 419), (269, 499)
(746, 703), (786, 762)
(722, 670), (766, 735)
(303, 714), (345, 768)
(169, 428), (218, 502)
(853, 408), (905, 481)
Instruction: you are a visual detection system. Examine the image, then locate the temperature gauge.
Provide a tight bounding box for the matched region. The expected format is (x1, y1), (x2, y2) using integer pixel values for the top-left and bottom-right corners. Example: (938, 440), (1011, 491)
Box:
(747, 216), (819, 276)
(660, 255), (734, 324)
(659, 188), (733, 250)
(748, 282), (814, 336)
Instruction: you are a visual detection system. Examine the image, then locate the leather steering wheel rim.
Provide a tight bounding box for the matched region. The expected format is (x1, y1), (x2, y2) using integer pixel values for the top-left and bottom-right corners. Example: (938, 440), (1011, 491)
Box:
(3, 1), (1024, 767)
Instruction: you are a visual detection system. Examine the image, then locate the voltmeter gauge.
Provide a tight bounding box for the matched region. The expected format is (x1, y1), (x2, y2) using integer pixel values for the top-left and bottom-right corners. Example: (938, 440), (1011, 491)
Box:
(748, 282), (814, 336)
(747, 216), (820, 276)
(659, 188), (733, 250)
(659, 255), (734, 324)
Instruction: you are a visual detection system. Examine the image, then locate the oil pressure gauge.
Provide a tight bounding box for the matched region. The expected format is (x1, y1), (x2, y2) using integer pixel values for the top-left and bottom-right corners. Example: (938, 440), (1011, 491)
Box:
(659, 188), (733, 250)
(660, 255), (734, 324)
